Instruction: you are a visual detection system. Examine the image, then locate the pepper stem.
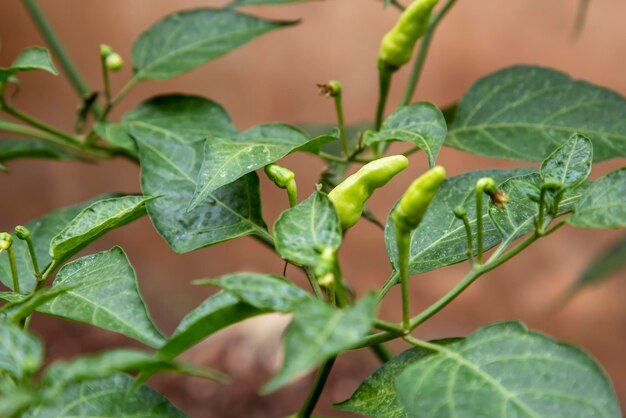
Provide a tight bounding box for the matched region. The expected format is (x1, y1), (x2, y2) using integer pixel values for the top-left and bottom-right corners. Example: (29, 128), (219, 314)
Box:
(285, 179), (298, 208)
(475, 186), (485, 265)
(396, 226), (411, 331)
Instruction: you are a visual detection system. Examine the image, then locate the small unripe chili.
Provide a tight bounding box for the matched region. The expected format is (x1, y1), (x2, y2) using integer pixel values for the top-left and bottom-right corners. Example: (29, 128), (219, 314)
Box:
(378, 0), (439, 71)
(392, 165), (446, 233)
(265, 163), (298, 207)
(328, 155), (409, 229)
(14, 225), (31, 240)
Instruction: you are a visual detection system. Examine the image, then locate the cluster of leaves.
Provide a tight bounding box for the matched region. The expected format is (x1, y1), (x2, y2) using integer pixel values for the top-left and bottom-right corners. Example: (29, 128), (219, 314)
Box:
(1, 1), (625, 417)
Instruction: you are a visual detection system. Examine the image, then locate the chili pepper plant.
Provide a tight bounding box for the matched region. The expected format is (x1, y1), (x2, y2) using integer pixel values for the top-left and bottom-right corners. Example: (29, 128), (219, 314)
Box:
(0, 0), (625, 417)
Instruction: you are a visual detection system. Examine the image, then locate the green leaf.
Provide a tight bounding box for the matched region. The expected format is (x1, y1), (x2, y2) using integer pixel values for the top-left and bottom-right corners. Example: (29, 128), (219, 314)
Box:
(0, 46), (58, 81)
(274, 191), (342, 267)
(396, 321), (620, 418)
(0, 194), (121, 293)
(159, 291), (265, 359)
(489, 173), (588, 245)
(541, 133), (593, 188)
(132, 8), (295, 80)
(93, 122), (137, 157)
(37, 247), (165, 348)
(49, 195), (151, 262)
(41, 349), (227, 392)
(446, 65), (626, 162)
(335, 339), (461, 418)
(573, 233), (626, 290)
(0, 389), (37, 418)
(0, 139), (79, 163)
(195, 273), (312, 312)
(263, 292), (377, 393)
(364, 102), (447, 167)
(0, 323), (42, 380)
(126, 94), (268, 253)
(385, 169), (533, 274)
(189, 124), (335, 210)
(568, 167), (626, 228)
(22, 373), (187, 418)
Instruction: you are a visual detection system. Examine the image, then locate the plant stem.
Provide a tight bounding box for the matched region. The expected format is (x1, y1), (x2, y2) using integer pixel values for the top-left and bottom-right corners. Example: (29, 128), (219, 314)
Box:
(319, 152), (348, 164)
(390, 0), (405, 11)
(297, 357), (336, 418)
(0, 118), (73, 148)
(475, 188), (484, 264)
(396, 226), (411, 331)
(286, 179), (298, 208)
(22, 237), (41, 280)
(375, 69), (393, 132)
(403, 334), (441, 352)
(536, 187), (547, 233)
(7, 246), (20, 294)
(333, 90), (349, 157)
(22, 0), (101, 117)
(400, 0), (457, 106)
(459, 211), (474, 264)
(101, 56), (112, 103)
(2, 104), (81, 147)
(370, 343), (393, 363)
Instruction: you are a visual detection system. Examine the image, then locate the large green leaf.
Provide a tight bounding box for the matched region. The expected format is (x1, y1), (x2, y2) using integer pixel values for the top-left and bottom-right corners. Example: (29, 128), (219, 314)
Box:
(274, 191), (342, 267)
(132, 8), (294, 80)
(37, 247), (165, 348)
(0, 139), (79, 163)
(364, 102), (447, 167)
(572, 233), (626, 291)
(334, 339), (461, 418)
(126, 95), (268, 253)
(0, 194), (120, 293)
(159, 291), (265, 359)
(0, 323), (42, 380)
(0, 46), (58, 81)
(396, 322), (620, 418)
(189, 124), (335, 209)
(195, 273), (312, 312)
(446, 66), (626, 162)
(489, 173), (587, 245)
(540, 133), (593, 188)
(49, 195), (151, 262)
(385, 169), (532, 274)
(568, 167), (626, 228)
(93, 122), (138, 157)
(22, 373), (187, 418)
(263, 292), (377, 393)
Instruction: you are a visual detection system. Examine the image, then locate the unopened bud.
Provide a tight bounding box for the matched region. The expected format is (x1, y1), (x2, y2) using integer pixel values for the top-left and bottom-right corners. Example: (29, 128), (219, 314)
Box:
(14, 225), (30, 240)
(0, 232), (13, 251)
(105, 53), (124, 72)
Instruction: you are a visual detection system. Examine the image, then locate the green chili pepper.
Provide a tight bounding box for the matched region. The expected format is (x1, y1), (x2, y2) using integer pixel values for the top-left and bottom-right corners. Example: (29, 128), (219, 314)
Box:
(329, 155), (409, 229)
(378, 0), (439, 71)
(392, 165), (446, 233)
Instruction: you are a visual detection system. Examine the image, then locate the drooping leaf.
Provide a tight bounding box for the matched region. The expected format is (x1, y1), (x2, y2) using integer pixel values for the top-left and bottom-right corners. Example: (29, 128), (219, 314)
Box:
(263, 292), (377, 393)
(446, 66), (626, 162)
(159, 291), (266, 359)
(396, 321), (620, 418)
(37, 247), (165, 348)
(22, 373), (188, 418)
(0, 323), (42, 380)
(195, 273), (312, 312)
(132, 8), (295, 80)
(189, 124), (336, 209)
(489, 173), (588, 246)
(335, 339), (461, 418)
(126, 95), (268, 253)
(540, 133), (593, 188)
(567, 167), (626, 229)
(48, 195), (151, 262)
(274, 191), (342, 267)
(0, 46), (58, 81)
(385, 169), (533, 274)
(0, 194), (121, 293)
(572, 233), (626, 291)
(0, 139), (79, 163)
(41, 349), (227, 392)
(364, 102), (447, 167)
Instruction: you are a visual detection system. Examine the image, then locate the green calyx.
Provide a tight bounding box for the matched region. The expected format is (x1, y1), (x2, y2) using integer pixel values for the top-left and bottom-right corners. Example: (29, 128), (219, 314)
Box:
(0, 232), (13, 251)
(329, 155), (409, 229)
(378, 0), (439, 69)
(392, 165), (446, 233)
(14, 225), (31, 240)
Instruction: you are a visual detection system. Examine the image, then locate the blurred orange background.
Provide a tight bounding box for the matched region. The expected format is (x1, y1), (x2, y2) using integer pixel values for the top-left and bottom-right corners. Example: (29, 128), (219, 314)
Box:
(1, 0), (625, 416)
